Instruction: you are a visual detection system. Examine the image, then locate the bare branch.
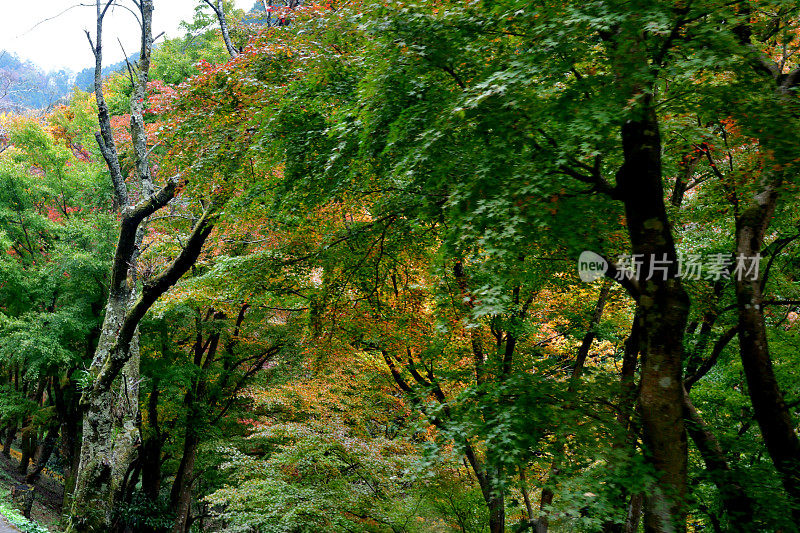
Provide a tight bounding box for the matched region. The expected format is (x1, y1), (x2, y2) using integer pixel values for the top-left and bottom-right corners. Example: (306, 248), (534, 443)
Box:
(204, 0), (239, 58)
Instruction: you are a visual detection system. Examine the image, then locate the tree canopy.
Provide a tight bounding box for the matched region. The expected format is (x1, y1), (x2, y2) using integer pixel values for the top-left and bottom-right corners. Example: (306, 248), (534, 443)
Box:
(0, 1), (799, 532)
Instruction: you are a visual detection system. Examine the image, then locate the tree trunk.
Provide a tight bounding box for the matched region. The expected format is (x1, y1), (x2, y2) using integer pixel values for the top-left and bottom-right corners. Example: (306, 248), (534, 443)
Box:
(2, 425), (15, 458)
(536, 481), (554, 533)
(735, 196), (800, 519)
(617, 101), (689, 533)
(17, 379), (46, 476)
(67, 3), (154, 530)
(453, 262), (506, 532)
(204, 0), (239, 58)
(682, 388), (754, 526)
(519, 468), (535, 529)
(141, 379), (162, 502)
(488, 489), (505, 533)
(602, 310), (643, 533)
(728, 8), (800, 520)
(624, 493), (644, 533)
(458, 438), (504, 533)
(170, 430), (199, 533)
(537, 282), (611, 533)
(171, 320), (223, 533)
(17, 427), (35, 475)
(69, 340), (141, 532)
(26, 424), (59, 483)
(68, 2), (227, 529)
(54, 375), (81, 513)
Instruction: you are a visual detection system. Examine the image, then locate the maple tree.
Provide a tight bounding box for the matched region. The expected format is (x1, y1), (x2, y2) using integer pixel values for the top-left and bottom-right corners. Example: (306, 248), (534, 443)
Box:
(0, 1), (799, 532)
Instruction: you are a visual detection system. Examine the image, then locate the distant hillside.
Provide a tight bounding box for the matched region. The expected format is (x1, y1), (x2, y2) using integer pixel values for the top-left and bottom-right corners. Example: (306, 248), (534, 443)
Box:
(0, 50), (141, 113)
(0, 51), (73, 111)
(74, 52), (141, 93)
(0, 1), (273, 111)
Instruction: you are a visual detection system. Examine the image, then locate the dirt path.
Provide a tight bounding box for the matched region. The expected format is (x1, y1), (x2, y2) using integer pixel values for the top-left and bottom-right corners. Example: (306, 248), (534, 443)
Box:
(0, 515), (20, 532)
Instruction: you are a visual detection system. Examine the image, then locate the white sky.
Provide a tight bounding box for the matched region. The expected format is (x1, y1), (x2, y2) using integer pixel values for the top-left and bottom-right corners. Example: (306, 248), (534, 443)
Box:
(0, 0), (252, 73)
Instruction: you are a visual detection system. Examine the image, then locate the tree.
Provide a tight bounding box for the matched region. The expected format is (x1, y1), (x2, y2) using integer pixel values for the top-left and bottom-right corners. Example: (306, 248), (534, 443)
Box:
(68, 1), (232, 530)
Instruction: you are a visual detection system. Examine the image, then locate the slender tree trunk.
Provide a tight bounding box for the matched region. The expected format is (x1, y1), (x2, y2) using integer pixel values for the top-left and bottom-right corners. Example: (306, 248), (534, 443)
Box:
(729, 8), (800, 520)
(537, 282), (611, 533)
(735, 193), (800, 520)
(519, 468), (535, 529)
(2, 425), (15, 458)
(204, 0), (239, 58)
(171, 321), (223, 533)
(170, 430), (199, 533)
(624, 494), (644, 533)
(617, 309), (641, 431)
(485, 458), (506, 533)
(682, 388), (754, 526)
(141, 379), (163, 502)
(536, 473), (555, 533)
(453, 262), (506, 533)
(54, 375), (81, 512)
(26, 424), (59, 483)
(603, 311), (643, 533)
(466, 444), (504, 533)
(17, 378), (47, 476)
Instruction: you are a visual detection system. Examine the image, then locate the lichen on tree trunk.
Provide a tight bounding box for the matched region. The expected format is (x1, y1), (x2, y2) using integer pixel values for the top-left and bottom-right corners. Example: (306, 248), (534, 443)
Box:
(67, 3), (230, 530)
(69, 289), (143, 531)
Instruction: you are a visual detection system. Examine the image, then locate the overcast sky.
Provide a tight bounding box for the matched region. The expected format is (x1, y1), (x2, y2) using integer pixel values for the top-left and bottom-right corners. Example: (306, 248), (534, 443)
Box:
(0, 1), (251, 73)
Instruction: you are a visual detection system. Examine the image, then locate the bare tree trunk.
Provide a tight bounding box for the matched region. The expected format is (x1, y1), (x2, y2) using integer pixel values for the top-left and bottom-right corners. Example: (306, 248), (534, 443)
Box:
(203, 0), (239, 58)
(68, 1), (231, 528)
(67, 4), (155, 529)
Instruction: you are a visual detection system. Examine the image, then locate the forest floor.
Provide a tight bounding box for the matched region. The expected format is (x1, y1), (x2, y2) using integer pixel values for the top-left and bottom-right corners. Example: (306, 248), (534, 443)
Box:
(0, 453), (64, 531)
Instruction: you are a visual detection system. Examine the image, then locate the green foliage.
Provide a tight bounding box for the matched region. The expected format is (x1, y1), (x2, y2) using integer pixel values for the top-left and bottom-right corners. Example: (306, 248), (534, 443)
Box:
(114, 493), (175, 531)
(0, 1), (798, 532)
(0, 502), (50, 533)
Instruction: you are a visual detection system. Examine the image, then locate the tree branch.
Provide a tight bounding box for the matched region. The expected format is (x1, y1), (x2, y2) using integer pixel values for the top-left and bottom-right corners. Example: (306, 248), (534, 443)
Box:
(203, 0), (239, 58)
(91, 193), (228, 396)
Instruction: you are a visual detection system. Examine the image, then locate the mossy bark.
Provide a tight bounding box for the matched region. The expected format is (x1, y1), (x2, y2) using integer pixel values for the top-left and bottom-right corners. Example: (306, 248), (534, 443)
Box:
(68, 297), (142, 532)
